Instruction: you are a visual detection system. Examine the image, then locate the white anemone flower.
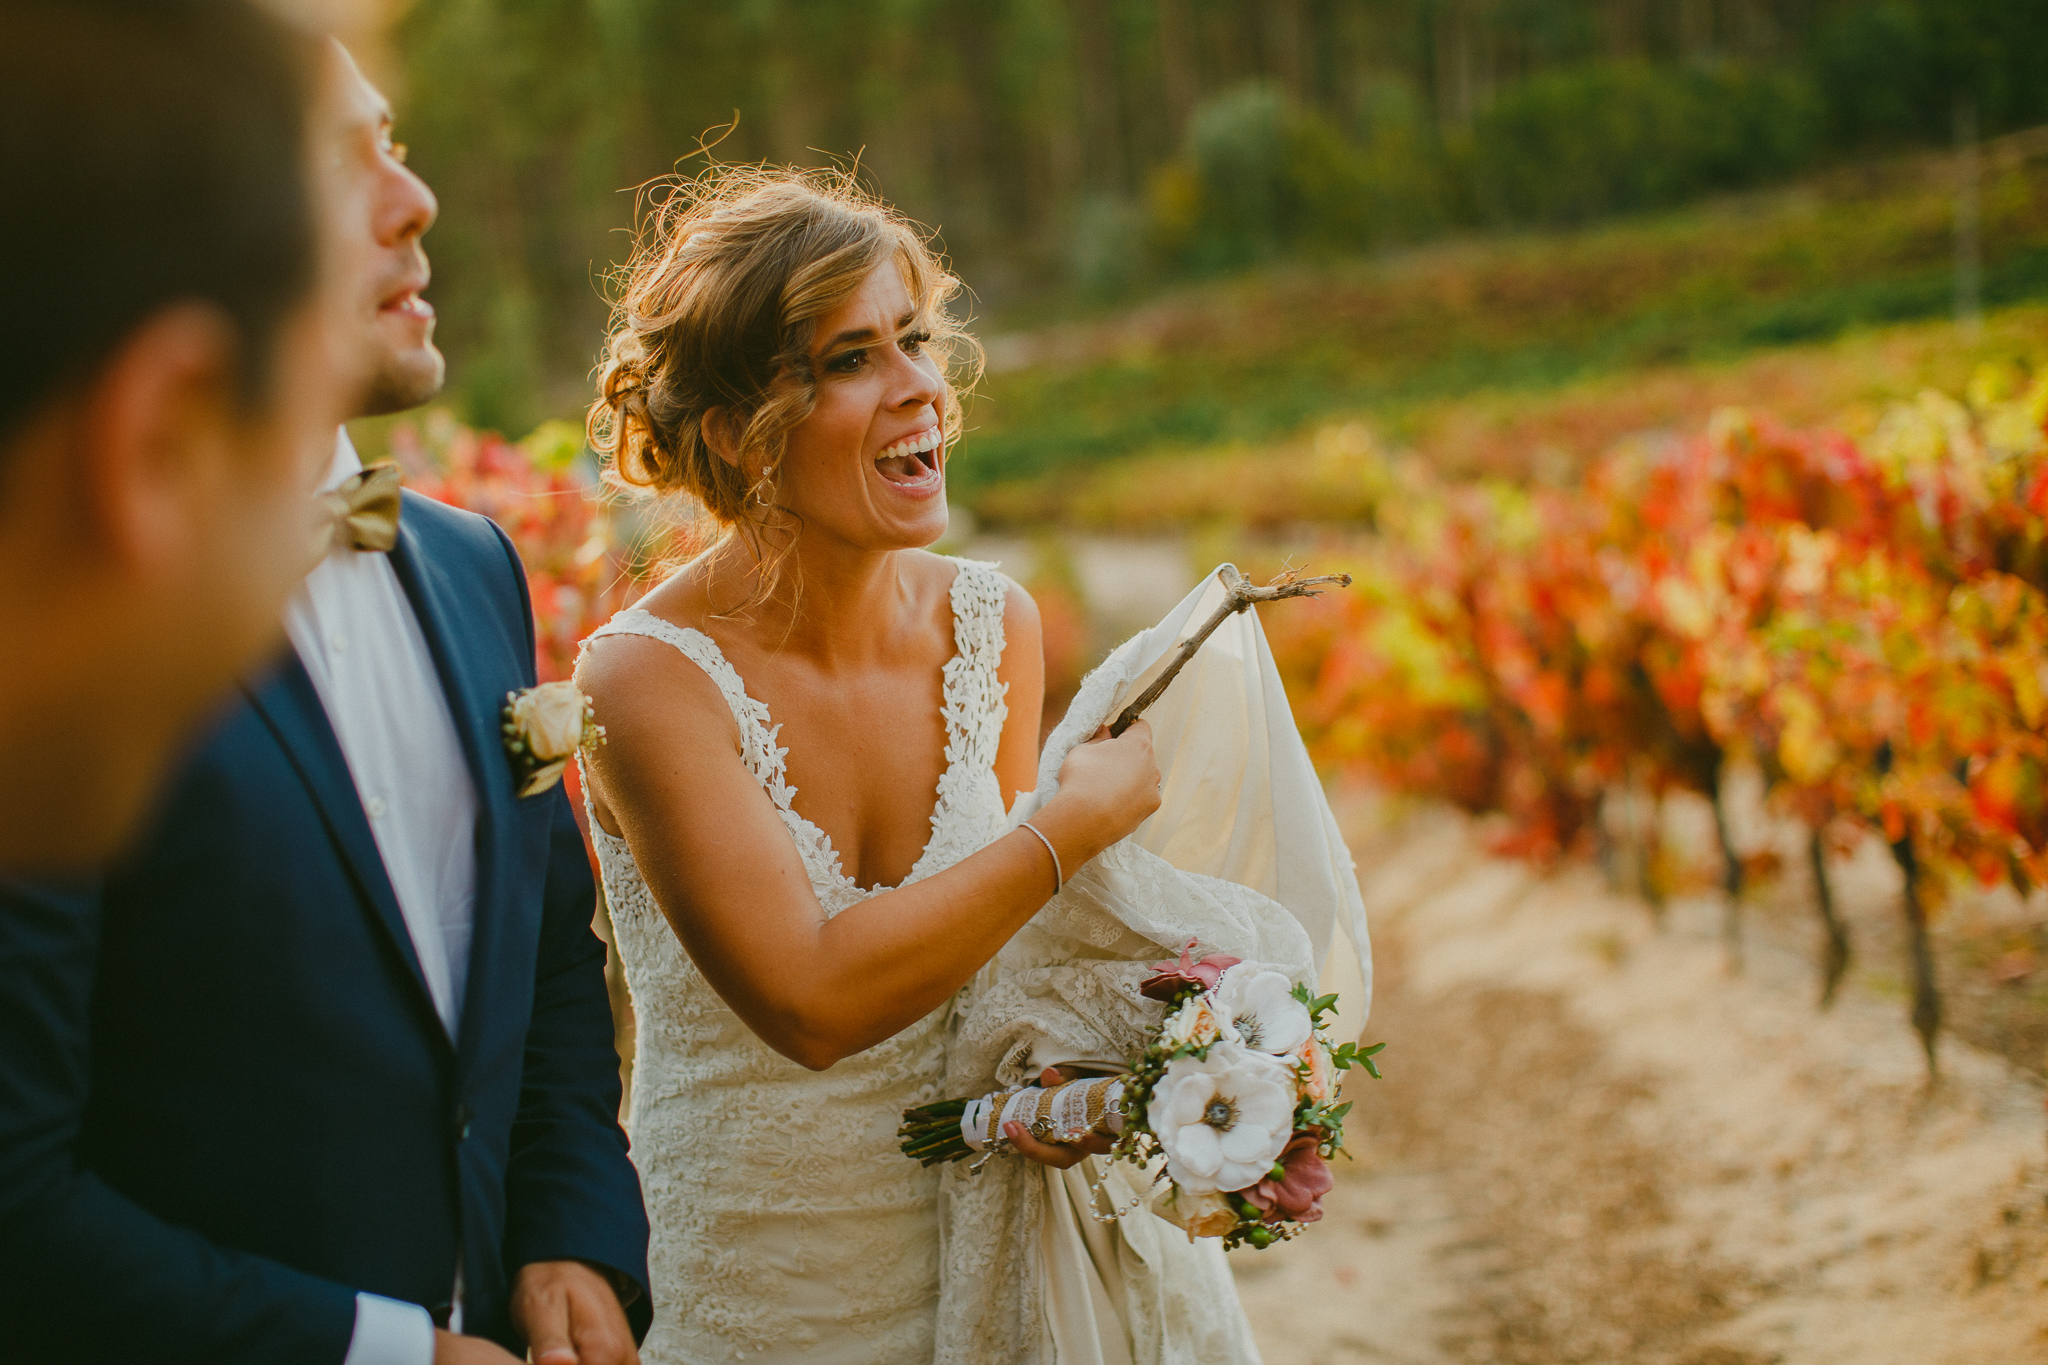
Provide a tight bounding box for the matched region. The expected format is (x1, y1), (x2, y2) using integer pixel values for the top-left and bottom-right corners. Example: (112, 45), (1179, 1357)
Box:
(1208, 963), (1312, 1055)
(1150, 1042), (1296, 1195)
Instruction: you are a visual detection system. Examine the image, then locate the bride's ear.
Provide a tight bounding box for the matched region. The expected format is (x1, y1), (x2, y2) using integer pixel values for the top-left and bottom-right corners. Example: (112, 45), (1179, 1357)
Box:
(701, 407), (743, 470)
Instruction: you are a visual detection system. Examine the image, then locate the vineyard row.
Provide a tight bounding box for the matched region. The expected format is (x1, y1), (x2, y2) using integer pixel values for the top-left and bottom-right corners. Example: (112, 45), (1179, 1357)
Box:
(1265, 365), (2048, 1073)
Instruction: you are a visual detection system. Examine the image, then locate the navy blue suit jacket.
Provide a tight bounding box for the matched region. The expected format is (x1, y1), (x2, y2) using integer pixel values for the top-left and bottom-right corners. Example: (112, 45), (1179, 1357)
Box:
(0, 491), (651, 1361)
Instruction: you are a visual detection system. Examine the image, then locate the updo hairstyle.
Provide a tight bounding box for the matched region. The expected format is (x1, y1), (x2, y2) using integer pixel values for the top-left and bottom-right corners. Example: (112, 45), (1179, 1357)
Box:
(589, 165), (980, 606)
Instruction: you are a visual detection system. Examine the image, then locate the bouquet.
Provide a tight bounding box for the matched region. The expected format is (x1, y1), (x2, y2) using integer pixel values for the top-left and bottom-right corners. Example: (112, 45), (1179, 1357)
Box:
(900, 943), (1383, 1250)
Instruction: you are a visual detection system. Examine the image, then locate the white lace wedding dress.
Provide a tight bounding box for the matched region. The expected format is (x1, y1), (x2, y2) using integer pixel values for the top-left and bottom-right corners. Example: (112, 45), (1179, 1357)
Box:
(583, 558), (1014, 1364)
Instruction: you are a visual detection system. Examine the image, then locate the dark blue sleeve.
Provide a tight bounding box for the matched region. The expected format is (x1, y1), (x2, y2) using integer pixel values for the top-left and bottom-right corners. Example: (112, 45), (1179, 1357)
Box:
(0, 877), (359, 1365)
(487, 522), (652, 1340)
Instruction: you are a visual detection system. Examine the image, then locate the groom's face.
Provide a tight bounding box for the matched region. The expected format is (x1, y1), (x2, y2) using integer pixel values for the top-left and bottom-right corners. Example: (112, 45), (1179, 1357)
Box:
(322, 42), (444, 419)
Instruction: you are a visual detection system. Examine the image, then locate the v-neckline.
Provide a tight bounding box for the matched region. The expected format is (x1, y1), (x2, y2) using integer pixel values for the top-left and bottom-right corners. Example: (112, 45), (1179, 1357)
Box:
(676, 561), (967, 899)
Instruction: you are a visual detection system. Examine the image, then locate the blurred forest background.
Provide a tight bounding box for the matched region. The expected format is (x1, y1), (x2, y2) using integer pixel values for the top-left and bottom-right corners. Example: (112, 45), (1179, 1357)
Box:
(392, 0), (2048, 435)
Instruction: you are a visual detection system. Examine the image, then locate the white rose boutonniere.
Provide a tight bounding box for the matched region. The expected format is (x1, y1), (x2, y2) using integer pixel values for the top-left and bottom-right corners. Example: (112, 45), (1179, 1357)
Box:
(502, 680), (605, 797)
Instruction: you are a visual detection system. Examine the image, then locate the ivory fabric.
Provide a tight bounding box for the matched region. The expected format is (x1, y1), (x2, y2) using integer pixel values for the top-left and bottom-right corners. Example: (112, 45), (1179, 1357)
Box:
(936, 564), (1372, 1365)
(1039, 1161), (1137, 1365)
(582, 560), (1014, 1364)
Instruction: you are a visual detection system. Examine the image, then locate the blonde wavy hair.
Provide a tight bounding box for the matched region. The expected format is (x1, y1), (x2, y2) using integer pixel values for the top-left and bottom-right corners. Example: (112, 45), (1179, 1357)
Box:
(589, 165), (981, 614)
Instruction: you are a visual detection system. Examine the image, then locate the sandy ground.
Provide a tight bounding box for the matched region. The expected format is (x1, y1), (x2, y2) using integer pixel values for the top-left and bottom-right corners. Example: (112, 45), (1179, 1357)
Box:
(1235, 804), (2048, 1365)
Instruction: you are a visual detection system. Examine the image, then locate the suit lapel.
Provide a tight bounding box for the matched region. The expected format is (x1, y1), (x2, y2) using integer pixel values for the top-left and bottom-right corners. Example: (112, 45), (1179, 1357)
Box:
(387, 496), (518, 1067)
(242, 656), (445, 1038)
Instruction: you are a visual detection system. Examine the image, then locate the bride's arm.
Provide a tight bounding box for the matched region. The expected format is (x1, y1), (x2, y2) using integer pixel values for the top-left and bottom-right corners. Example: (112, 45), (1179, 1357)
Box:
(577, 602), (1158, 1072)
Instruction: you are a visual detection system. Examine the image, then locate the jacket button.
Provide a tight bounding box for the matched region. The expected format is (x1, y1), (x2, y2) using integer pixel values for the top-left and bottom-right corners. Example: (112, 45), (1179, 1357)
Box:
(453, 1101), (474, 1141)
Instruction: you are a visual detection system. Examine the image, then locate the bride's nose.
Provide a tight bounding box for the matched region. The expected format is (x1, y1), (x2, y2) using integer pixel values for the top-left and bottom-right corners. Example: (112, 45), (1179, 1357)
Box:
(882, 342), (942, 413)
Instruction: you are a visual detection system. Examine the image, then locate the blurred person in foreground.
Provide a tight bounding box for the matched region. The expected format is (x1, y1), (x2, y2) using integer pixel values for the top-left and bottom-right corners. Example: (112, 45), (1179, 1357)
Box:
(0, 0), (348, 870)
(0, 34), (649, 1365)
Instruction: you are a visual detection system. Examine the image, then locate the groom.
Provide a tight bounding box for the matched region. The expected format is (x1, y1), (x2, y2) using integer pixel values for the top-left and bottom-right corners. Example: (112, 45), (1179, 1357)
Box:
(0, 37), (649, 1365)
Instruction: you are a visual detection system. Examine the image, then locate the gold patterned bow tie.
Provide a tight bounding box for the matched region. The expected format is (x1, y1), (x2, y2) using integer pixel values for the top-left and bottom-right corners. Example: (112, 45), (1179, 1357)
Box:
(309, 460), (402, 562)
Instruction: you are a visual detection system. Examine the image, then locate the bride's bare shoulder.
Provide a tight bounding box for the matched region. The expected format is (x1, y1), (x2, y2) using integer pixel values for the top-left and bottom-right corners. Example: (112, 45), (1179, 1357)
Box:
(573, 575), (737, 743)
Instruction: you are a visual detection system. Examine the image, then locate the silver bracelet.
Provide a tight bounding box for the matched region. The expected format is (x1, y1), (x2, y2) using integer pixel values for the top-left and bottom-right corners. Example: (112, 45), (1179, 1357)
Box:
(1017, 820), (1062, 895)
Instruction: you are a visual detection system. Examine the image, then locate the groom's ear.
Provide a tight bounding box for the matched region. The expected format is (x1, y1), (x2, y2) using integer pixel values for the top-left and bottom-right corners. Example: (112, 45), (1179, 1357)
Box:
(0, 302), (245, 578)
(74, 303), (246, 577)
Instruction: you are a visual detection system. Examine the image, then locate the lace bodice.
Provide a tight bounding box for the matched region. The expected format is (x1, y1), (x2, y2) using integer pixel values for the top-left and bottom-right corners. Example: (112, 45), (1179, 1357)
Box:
(583, 559), (1012, 1363)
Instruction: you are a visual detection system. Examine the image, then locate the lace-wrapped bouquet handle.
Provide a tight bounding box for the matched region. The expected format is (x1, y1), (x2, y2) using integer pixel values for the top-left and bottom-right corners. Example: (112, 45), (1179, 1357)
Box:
(900, 942), (1383, 1251)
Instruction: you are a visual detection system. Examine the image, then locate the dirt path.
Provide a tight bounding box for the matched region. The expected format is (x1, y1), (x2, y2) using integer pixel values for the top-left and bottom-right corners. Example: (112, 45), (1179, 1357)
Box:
(1235, 806), (2048, 1365)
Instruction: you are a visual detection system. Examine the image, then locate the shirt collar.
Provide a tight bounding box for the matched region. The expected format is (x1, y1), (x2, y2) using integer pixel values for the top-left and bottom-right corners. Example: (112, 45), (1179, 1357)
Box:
(317, 426), (365, 494)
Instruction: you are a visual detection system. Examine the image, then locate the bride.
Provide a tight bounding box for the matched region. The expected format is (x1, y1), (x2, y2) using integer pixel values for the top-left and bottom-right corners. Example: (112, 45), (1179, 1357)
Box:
(574, 168), (1159, 1363)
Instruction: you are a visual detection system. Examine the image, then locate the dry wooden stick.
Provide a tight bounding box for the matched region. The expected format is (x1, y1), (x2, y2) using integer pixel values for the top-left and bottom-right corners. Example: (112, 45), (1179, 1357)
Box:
(1107, 564), (1352, 738)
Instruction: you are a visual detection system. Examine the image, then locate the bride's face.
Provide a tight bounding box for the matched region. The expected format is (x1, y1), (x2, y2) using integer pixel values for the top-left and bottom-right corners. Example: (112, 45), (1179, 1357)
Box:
(773, 259), (949, 553)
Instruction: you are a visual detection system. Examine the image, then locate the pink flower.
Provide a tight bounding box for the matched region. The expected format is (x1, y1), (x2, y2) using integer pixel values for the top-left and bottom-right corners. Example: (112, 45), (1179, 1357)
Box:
(1140, 940), (1244, 1003)
(1241, 1132), (1334, 1224)
(1293, 1035), (1335, 1104)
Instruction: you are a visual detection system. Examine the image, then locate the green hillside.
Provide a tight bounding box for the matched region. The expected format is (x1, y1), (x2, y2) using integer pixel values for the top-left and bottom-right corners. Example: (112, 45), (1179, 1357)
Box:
(954, 129), (2048, 511)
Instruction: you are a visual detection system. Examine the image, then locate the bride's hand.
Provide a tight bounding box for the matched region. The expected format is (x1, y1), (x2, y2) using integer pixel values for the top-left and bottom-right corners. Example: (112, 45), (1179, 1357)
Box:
(1007, 1066), (1119, 1169)
(1033, 722), (1160, 870)
(1007, 1121), (1117, 1169)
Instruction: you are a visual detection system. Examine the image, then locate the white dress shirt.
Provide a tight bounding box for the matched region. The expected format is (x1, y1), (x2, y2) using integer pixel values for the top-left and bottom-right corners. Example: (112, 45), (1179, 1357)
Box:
(288, 430), (480, 1365)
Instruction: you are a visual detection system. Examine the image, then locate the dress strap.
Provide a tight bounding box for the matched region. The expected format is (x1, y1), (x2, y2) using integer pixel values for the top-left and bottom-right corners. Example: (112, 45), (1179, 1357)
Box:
(940, 559), (1010, 779)
(582, 609), (795, 810)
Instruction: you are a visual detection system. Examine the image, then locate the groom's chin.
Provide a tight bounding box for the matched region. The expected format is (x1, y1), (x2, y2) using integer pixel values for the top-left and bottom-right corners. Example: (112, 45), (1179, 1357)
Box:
(354, 344), (447, 419)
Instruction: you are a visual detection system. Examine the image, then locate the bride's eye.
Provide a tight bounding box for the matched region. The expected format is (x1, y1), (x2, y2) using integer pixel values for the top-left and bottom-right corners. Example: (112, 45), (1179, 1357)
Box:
(900, 329), (932, 356)
(827, 348), (868, 375)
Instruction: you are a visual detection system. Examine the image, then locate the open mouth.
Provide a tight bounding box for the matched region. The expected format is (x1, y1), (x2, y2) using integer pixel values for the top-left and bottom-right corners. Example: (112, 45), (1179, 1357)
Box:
(378, 284), (434, 323)
(873, 426), (944, 495)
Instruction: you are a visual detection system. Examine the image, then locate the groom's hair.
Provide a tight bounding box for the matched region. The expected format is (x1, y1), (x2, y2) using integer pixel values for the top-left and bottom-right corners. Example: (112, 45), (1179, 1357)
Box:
(0, 0), (319, 447)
